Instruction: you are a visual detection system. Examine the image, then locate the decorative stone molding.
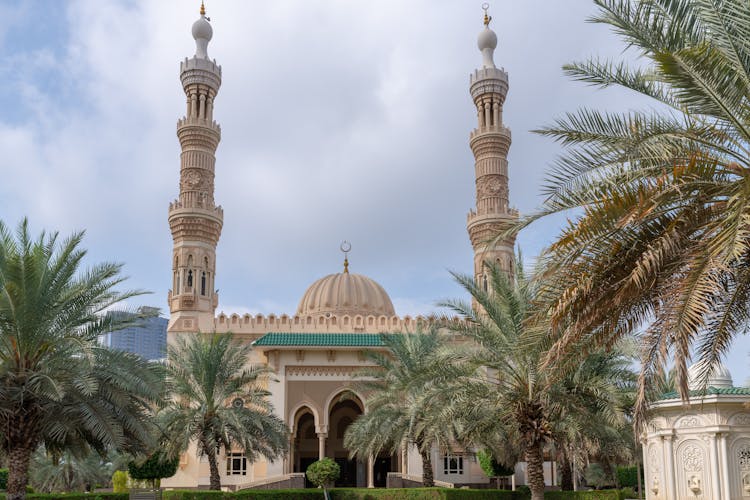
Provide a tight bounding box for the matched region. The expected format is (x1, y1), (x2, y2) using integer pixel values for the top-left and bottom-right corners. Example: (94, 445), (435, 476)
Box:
(286, 365), (359, 377)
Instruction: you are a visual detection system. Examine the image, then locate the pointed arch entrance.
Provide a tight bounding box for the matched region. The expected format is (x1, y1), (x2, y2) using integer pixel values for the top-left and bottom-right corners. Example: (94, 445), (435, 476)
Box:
(327, 396), (364, 487)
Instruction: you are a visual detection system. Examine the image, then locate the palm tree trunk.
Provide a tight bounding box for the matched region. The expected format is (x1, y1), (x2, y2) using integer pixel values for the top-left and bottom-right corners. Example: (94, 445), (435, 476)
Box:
(559, 447), (573, 491)
(420, 448), (434, 487)
(7, 445), (33, 500)
(205, 448), (221, 490)
(525, 442), (545, 500)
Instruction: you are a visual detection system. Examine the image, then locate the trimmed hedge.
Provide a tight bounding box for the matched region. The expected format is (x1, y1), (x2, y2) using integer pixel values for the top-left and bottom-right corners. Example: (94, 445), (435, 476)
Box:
(544, 492), (621, 500)
(164, 489), (527, 500)
(0, 469), (7, 490)
(166, 491), (320, 500)
(3, 495), (130, 500)
(163, 492), (226, 500)
(236, 491), (322, 500)
(332, 489), (525, 500)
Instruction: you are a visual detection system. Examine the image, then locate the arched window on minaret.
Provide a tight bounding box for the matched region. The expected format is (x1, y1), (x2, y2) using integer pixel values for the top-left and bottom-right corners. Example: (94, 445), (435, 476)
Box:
(201, 272), (206, 295)
(482, 274), (488, 293)
(187, 270), (193, 289)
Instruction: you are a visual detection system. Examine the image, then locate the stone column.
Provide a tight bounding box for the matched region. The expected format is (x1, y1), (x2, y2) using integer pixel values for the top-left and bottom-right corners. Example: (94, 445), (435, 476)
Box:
(662, 435), (676, 500)
(719, 432), (731, 500)
(511, 473), (516, 491)
(709, 433), (722, 500)
(367, 456), (374, 488)
(318, 433), (326, 460)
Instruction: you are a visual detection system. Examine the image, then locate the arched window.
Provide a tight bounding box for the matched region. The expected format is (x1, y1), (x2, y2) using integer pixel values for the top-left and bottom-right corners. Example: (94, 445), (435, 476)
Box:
(187, 270), (193, 288)
(201, 272), (206, 295)
(482, 274), (488, 292)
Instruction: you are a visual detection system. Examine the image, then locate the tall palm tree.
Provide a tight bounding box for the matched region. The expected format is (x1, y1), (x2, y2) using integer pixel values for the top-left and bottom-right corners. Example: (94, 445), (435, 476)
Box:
(343, 327), (459, 487)
(439, 260), (630, 500)
(0, 220), (165, 500)
(160, 333), (288, 490)
(512, 0), (750, 425)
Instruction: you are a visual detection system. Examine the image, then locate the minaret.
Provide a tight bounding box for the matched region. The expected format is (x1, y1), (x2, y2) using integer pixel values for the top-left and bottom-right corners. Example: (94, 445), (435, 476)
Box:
(168, 2), (223, 333)
(467, 5), (517, 294)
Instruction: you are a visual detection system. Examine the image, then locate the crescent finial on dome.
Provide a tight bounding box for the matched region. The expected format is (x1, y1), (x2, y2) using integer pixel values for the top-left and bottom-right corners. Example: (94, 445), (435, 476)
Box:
(340, 241), (351, 274)
(478, 3), (497, 69)
(200, 1), (206, 16)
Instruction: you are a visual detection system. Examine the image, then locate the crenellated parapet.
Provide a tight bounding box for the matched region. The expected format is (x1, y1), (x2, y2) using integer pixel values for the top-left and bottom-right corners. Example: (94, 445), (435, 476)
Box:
(214, 312), (450, 335)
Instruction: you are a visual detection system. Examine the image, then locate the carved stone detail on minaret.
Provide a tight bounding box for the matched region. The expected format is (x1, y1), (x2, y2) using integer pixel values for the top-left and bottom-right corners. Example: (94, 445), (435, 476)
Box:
(168, 7), (223, 333)
(467, 7), (518, 298)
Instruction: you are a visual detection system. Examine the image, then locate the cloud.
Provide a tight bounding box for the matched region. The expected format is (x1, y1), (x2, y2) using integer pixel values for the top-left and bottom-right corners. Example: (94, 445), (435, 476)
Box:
(3, 0), (749, 380)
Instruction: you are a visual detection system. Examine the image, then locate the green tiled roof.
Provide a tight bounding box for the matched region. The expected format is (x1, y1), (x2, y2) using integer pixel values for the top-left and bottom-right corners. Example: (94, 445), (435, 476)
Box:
(252, 332), (386, 347)
(658, 386), (750, 400)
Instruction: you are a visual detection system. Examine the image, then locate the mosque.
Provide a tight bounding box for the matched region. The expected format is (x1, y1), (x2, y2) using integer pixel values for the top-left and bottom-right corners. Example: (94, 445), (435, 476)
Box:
(162, 2), (532, 491)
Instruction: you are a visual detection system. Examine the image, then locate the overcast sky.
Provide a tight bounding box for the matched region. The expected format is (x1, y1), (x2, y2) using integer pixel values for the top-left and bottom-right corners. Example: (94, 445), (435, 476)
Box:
(1, 0), (748, 382)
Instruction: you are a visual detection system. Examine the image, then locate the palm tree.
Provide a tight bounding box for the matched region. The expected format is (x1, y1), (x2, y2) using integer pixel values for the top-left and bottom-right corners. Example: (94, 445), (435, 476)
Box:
(439, 260), (630, 500)
(160, 333), (288, 490)
(29, 448), (113, 493)
(552, 347), (637, 490)
(0, 220), (165, 500)
(343, 327), (459, 487)
(511, 0), (750, 424)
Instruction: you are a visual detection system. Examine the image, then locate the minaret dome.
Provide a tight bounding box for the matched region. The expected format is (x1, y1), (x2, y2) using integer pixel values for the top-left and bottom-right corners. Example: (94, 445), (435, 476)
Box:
(192, 3), (213, 59)
(477, 5), (497, 69)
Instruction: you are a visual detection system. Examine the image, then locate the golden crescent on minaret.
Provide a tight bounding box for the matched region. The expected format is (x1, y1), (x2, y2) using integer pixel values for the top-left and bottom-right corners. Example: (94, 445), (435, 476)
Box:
(482, 3), (491, 26)
(200, 1), (206, 16)
(340, 241), (352, 274)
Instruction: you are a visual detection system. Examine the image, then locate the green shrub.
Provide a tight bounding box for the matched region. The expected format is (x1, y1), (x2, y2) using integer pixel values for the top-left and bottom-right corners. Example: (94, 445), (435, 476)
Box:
(0, 469), (7, 490)
(128, 452), (179, 488)
(163, 491), (225, 500)
(515, 486), (530, 498)
(24, 494), (128, 500)
(234, 491), (323, 500)
(615, 466), (640, 489)
(306, 458), (340, 489)
(112, 470), (129, 494)
(476, 450), (515, 478)
(544, 491), (620, 499)
(618, 488), (637, 500)
(330, 489), (525, 500)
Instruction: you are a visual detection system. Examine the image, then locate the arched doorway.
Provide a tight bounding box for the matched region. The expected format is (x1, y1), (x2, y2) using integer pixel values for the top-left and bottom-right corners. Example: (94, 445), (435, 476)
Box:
(328, 397), (363, 487)
(291, 407), (319, 482)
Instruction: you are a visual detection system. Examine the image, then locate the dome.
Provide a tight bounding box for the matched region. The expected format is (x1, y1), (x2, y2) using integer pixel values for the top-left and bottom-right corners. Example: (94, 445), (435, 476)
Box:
(477, 22), (497, 69)
(687, 362), (733, 391)
(192, 17), (213, 43)
(191, 6), (213, 60)
(477, 26), (497, 52)
(297, 272), (396, 319)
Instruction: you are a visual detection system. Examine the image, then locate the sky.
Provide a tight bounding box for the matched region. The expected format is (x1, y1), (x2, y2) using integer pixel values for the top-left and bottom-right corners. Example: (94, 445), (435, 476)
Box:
(1, 0), (748, 382)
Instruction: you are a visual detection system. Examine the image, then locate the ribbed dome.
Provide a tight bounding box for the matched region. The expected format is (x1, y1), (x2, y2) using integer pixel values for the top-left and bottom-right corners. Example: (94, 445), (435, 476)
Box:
(297, 272), (395, 318)
(688, 362), (733, 390)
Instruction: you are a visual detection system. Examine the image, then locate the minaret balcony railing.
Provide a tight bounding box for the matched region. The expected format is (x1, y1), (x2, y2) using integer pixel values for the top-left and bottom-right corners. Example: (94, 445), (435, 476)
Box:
(177, 117), (222, 134)
(469, 124), (511, 141)
(470, 68), (509, 100)
(168, 200), (224, 221)
(467, 208), (519, 225)
(180, 57), (222, 89)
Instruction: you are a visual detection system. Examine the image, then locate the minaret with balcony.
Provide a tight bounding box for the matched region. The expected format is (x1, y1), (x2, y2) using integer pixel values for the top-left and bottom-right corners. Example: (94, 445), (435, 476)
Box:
(467, 6), (518, 293)
(168, 2), (223, 333)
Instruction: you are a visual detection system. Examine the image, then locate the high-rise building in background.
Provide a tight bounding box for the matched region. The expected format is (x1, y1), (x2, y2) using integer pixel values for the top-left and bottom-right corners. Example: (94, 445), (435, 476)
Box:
(102, 306), (168, 361)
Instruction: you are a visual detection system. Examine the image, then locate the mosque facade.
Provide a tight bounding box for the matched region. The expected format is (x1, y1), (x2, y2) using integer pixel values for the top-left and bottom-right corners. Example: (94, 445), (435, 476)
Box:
(162, 4), (534, 490)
